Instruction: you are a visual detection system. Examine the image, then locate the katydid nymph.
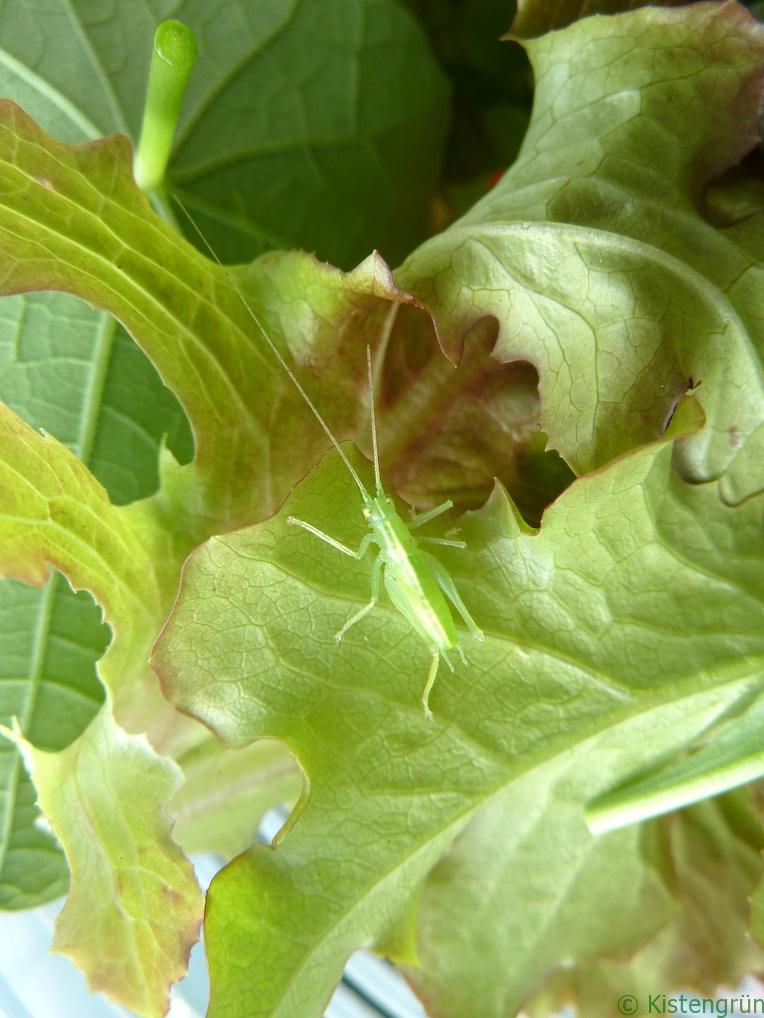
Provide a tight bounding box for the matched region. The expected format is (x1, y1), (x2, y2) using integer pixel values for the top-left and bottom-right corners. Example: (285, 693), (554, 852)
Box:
(285, 345), (484, 719)
(178, 202), (484, 718)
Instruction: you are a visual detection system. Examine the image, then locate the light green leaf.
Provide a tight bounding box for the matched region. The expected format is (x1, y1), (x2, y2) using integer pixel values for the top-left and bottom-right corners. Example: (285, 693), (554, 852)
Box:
(0, 399), (199, 818)
(154, 438), (764, 1016)
(0, 402), (205, 1007)
(0, 100), (412, 527)
(1, 706), (203, 1018)
(525, 792), (764, 1018)
(398, 1), (764, 500)
(170, 738), (300, 860)
(0, 402), (164, 713)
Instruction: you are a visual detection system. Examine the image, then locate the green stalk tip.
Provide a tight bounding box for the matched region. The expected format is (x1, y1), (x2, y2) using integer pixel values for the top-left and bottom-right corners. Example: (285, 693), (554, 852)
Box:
(134, 20), (198, 194)
(155, 19), (198, 70)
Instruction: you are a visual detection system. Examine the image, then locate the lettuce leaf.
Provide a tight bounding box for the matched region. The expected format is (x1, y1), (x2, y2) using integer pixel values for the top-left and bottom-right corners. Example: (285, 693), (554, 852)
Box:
(0, 2), (763, 1015)
(155, 438), (764, 1016)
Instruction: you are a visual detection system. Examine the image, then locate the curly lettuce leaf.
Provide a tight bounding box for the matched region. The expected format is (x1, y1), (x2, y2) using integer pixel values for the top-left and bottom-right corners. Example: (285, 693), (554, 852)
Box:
(398, 1), (764, 501)
(524, 791), (764, 1018)
(510, 0), (688, 38)
(1, 706), (203, 1018)
(0, 403), (168, 715)
(154, 437), (764, 1016)
(0, 100), (415, 526)
(0, 400), (205, 1004)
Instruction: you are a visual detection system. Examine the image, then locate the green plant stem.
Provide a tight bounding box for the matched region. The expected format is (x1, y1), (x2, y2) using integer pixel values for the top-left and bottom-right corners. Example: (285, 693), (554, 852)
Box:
(134, 20), (197, 193)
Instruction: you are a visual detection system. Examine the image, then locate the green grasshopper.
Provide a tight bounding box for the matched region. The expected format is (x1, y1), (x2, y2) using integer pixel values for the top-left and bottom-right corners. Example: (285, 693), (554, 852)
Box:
(179, 202), (483, 717)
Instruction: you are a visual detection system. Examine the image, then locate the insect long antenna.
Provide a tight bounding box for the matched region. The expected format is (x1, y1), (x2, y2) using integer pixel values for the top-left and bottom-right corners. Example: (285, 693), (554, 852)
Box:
(173, 196), (369, 497)
(366, 345), (383, 494)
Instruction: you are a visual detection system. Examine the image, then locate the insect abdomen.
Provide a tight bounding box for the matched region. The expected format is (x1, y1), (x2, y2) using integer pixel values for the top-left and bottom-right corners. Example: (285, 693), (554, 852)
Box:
(376, 516), (458, 652)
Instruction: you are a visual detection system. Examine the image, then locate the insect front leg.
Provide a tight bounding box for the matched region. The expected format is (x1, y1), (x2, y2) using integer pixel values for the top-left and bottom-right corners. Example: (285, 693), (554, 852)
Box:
(425, 553), (484, 641)
(287, 516), (357, 557)
(335, 552), (384, 643)
(287, 518), (376, 560)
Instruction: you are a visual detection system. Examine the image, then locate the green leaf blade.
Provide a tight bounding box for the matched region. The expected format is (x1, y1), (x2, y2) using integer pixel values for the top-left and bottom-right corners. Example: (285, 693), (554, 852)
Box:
(0, 392), (206, 1001)
(170, 0), (449, 268)
(398, 2), (764, 498)
(0, 99), (428, 530)
(170, 738), (301, 860)
(525, 792), (764, 1018)
(2, 707), (203, 1018)
(155, 437), (764, 1016)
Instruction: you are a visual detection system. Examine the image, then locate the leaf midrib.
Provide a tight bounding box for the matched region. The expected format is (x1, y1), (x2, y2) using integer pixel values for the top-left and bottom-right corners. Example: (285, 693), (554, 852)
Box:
(0, 572), (57, 882)
(0, 46), (101, 139)
(61, 0), (128, 135)
(173, 0), (303, 152)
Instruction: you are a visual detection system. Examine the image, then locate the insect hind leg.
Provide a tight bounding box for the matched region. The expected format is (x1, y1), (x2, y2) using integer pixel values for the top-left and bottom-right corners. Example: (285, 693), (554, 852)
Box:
(424, 553), (484, 641)
(421, 648), (441, 720)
